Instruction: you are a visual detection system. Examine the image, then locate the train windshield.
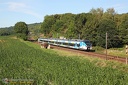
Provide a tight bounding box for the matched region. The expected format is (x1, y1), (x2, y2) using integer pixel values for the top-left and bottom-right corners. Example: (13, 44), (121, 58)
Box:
(84, 40), (90, 43)
(84, 40), (91, 46)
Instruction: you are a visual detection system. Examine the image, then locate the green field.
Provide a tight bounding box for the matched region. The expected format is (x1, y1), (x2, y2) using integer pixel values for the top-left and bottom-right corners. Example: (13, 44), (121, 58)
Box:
(0, 36), (128, 85)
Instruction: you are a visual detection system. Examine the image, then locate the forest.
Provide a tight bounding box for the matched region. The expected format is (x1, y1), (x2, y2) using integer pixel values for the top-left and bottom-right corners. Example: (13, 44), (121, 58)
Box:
(40, 8), (128, 48)
(0, 8), (128, 48)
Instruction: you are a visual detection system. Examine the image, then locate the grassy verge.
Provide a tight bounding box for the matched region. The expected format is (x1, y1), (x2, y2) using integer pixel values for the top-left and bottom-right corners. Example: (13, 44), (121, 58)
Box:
(93, 46), (128, 58)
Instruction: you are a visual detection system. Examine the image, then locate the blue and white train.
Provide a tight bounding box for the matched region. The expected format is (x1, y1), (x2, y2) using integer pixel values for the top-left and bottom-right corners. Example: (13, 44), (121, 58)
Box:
(38, 38), (92, 50)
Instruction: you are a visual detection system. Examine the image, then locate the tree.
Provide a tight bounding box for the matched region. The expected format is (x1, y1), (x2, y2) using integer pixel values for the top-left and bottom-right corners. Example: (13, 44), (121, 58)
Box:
(40, 15), (56, 37)
(95, 19), (119, 48)
(118, 14), (128, 44)
(74, 13), (87, 38)
(103, 8), (116, 20)
(40, 9), (127, 48)
(106, 8), (116, 15)
(14, 22), (28, 40)
(66, 21), (76, 38)
(89, 8), (104, 16)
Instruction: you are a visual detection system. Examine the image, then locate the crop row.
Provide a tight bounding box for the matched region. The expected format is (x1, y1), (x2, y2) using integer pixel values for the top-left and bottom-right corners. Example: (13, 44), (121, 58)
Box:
(0, 37), (128, 85)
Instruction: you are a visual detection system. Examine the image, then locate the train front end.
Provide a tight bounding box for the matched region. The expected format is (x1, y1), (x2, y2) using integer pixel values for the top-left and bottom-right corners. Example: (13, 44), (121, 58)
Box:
(79, 40), (92, 50)
(84, 40), (92, 50)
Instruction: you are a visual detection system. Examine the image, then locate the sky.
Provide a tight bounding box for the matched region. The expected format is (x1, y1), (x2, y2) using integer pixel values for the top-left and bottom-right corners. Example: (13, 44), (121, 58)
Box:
(0, 0), (128, 28)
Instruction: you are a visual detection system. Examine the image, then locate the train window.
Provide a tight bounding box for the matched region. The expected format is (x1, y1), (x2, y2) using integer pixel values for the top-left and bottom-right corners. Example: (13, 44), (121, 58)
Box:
(44, 41), (48, 43)
(50, 41), (54, 44)
(61, 42), (63, 45)
(77, 44), (80, 47)
(63, 43), (69, 46)
(69, 43), (75, 46)
(57, 42), (61, 44)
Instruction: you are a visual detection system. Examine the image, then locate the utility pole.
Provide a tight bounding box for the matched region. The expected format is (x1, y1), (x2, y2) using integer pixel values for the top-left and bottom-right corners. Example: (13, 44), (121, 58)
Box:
(106, 32), (108, 60)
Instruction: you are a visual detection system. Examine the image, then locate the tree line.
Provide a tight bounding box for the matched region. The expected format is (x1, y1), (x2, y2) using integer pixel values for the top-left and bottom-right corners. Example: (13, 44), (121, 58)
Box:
(0, 22), (41, 40)
(0, 27), (13, 36)
(40, 8), (128, 48)
(0, 8), (128, 48)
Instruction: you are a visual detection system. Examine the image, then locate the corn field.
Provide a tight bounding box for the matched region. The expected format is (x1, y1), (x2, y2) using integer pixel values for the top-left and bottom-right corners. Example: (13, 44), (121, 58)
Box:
(0, 36), (128, 85)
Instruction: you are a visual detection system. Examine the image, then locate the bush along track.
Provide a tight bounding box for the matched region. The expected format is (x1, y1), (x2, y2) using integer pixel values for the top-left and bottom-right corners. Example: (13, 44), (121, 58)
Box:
(0, 37), (128, 85)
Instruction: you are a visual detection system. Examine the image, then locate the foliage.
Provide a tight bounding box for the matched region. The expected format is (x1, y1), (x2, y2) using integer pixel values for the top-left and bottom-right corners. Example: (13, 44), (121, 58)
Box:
(27, 23), (41, 40)
(93, 46), (104, 51)
(1, 8), (128, 48)
(118, 14), (128, 44)
(40, 8), (128, 48)
(14, 22), (28, 34)
(16, 33), (28, 40)
(0, 23), (42, 40)
(14, 22), (29, 40)
(0, 27), (13, 36)
(0, 37), (128, 85)
(95, 19), (119, 48)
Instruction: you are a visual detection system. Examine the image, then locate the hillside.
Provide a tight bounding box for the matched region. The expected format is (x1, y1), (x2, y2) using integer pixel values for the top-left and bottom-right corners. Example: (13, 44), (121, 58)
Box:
(27, 23), (42, 40)
(0, 23), (42, 39)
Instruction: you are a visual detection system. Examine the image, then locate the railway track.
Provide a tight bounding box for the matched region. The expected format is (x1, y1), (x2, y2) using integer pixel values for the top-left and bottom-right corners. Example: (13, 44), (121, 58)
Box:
(50, 45), (127, 64)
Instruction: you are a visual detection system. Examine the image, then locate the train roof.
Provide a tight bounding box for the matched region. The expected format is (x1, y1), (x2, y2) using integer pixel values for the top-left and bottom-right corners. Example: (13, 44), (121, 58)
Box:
(38, 38), (90, 43)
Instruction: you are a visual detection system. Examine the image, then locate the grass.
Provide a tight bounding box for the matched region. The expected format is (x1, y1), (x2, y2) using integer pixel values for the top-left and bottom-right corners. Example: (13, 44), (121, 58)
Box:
(93, 46), (128, 58)
(52, 48), (128, 71)
(107, 48), (127, 57)
(0, 36), (128, 85)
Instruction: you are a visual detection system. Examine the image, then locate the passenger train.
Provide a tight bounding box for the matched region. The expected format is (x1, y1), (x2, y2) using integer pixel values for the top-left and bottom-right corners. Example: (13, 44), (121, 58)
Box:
(38, 38), (92, 50)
